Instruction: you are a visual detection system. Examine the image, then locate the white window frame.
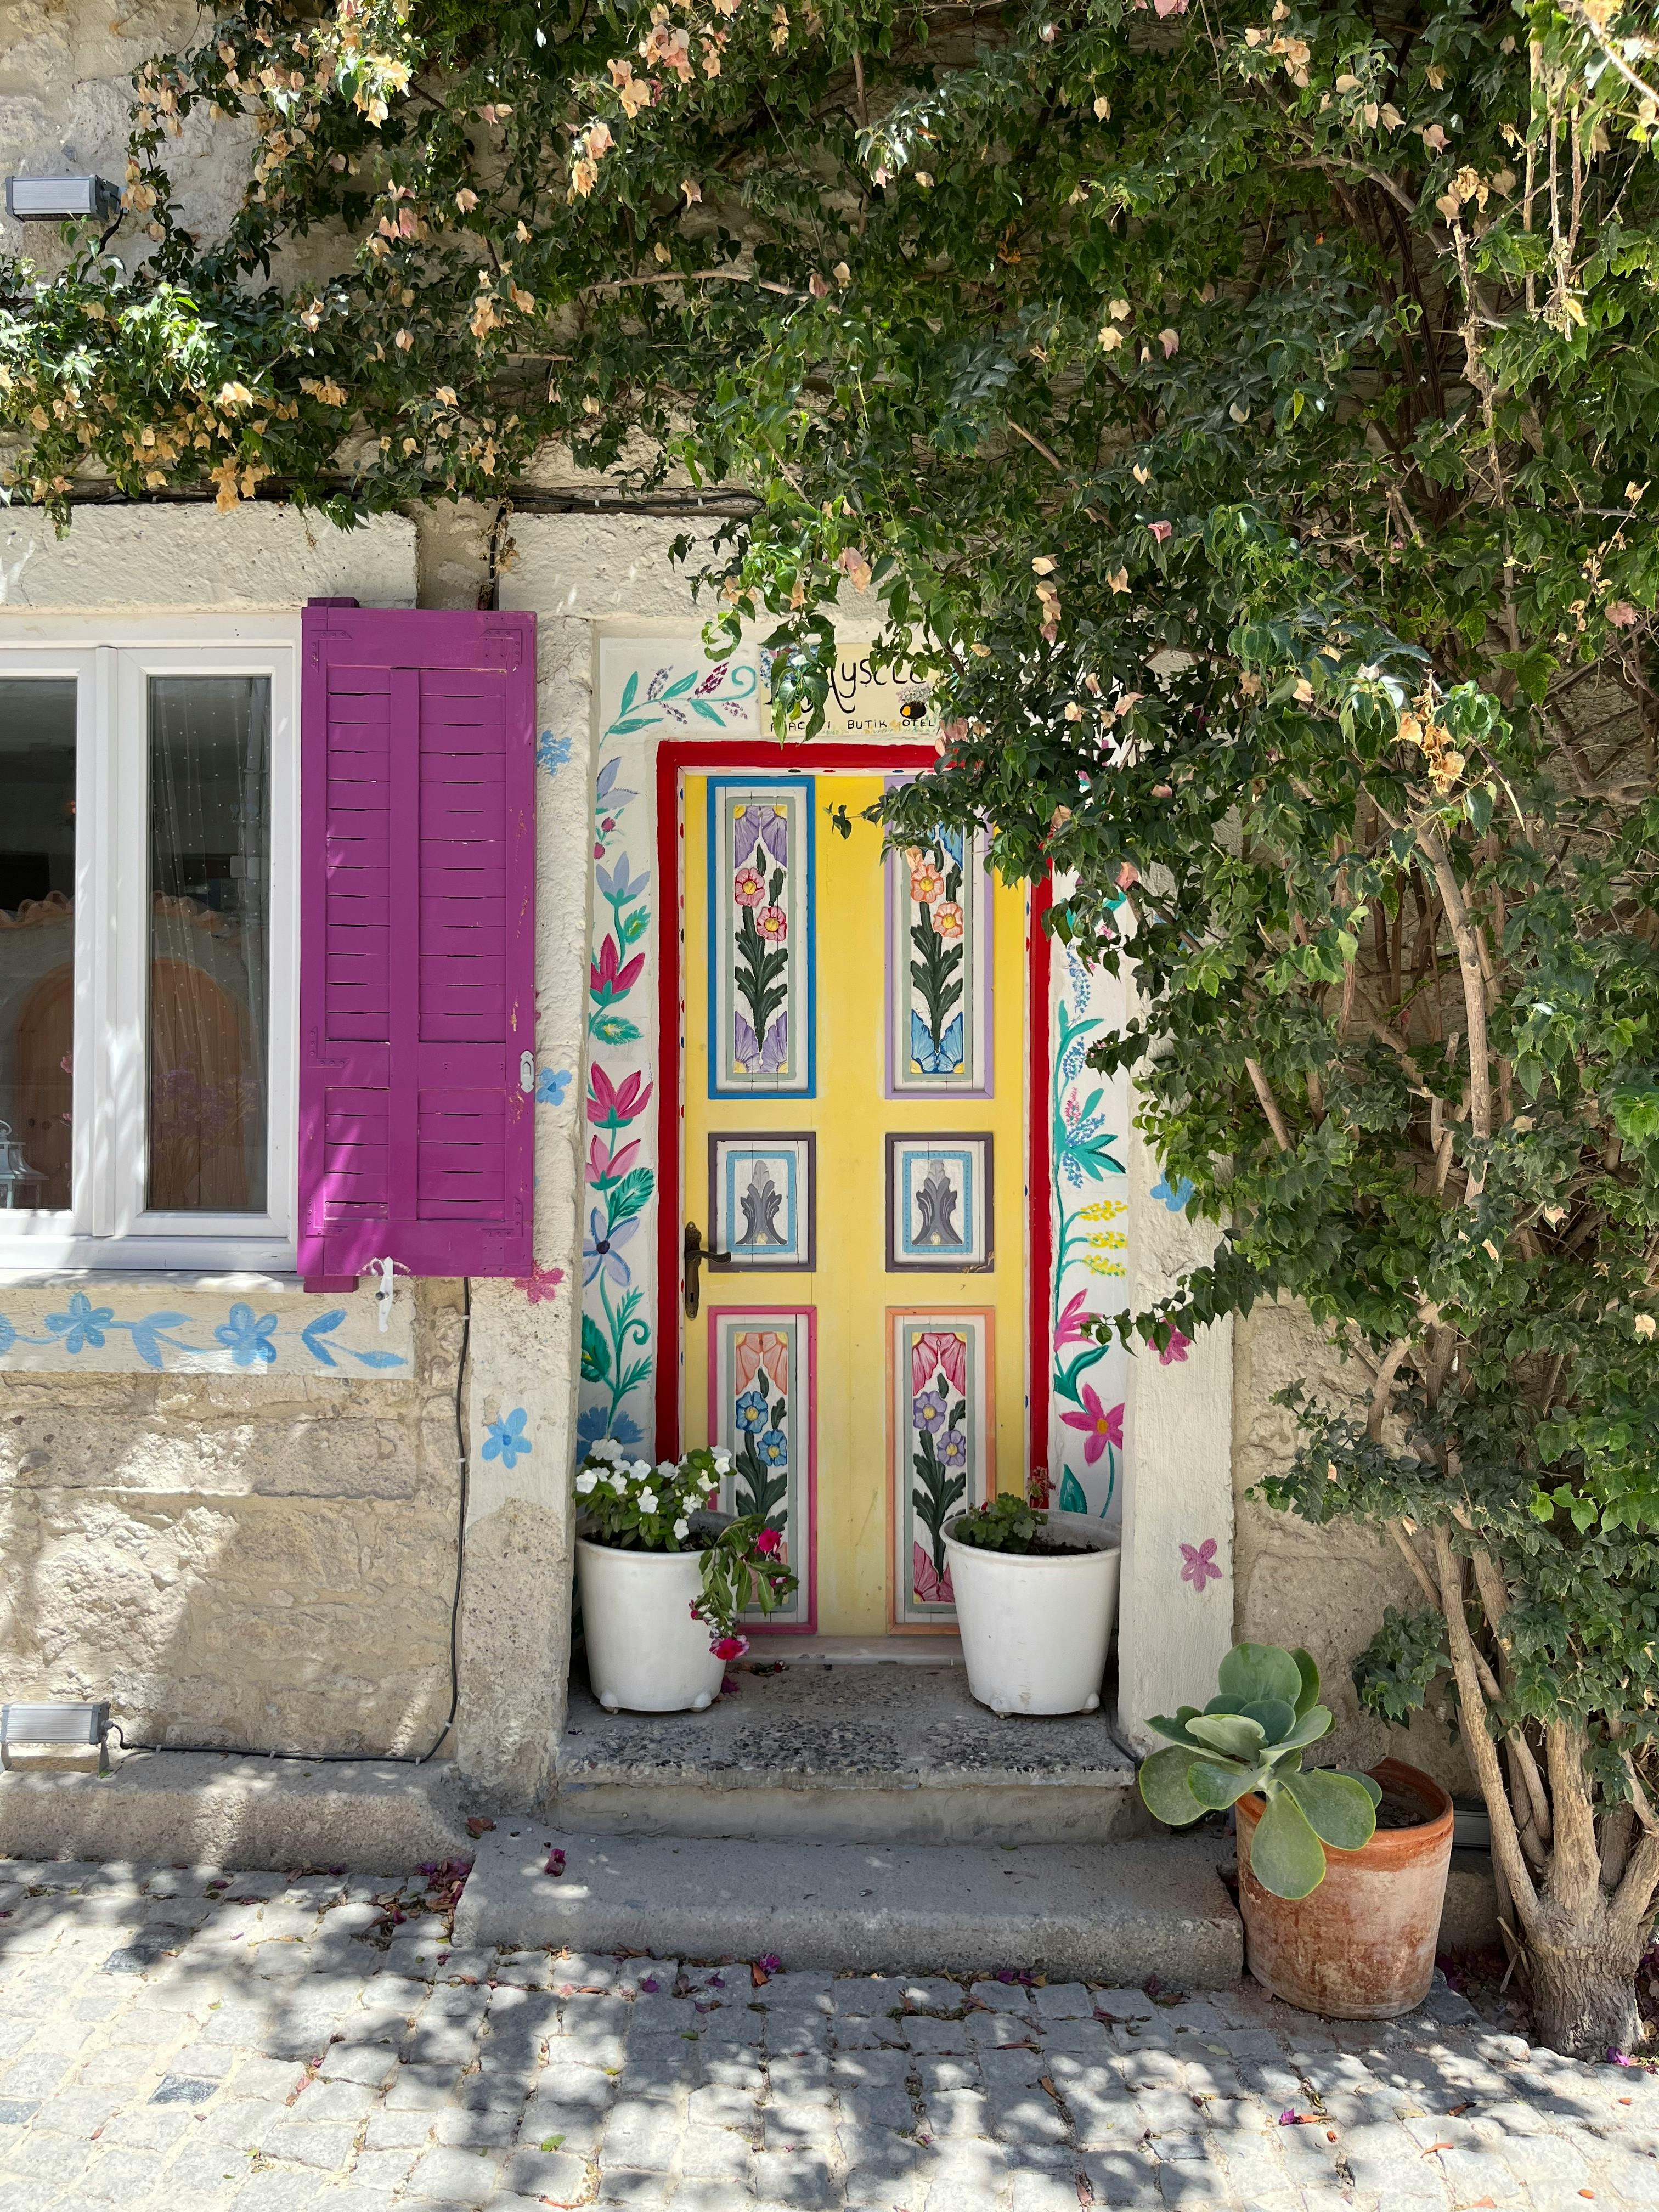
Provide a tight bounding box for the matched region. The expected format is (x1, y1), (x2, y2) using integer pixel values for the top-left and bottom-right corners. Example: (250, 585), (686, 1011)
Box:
(0, 614), (299, 1273)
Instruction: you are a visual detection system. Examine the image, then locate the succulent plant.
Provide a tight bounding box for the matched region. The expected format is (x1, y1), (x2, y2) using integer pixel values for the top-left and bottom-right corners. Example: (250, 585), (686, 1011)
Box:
(1138, 1641), (1382, 1900)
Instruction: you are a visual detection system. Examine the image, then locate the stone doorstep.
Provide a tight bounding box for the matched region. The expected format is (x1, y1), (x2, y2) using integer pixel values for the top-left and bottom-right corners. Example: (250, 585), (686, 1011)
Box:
(453, 1823), (1246, 1987)
(0, 1752), (472, 1872)
(554, 1662), (1148, 1847)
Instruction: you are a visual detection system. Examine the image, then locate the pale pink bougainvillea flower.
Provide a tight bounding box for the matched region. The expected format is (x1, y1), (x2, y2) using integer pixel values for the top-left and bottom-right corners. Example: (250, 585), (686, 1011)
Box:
(1159, 1328), (1192, 1366)
(1060, 1384), (1124, 1465)
(1148, 520), (1173, 544)
(1181, 1537), (1222, 1591)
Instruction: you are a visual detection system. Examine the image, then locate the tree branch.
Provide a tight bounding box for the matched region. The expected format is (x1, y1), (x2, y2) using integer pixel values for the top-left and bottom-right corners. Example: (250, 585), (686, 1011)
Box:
(1545, 1722), (1602, 1905)
(1243, 1057), (1293, 1152)
(1434, 1527), (1538, 1921)
(1389, 1517), (1440, 1604)
(1416, 820), (1493, 1179)
(1612, 1830), (1659, 1946)
(1368, 1342), (1414, 1441)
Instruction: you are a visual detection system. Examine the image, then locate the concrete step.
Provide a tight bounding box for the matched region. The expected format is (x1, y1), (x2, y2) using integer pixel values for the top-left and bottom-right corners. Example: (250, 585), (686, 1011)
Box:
(453, 1820), (1242, 1987)
(556, 1665), (1148, 1845)
(0, 1752), (471, 1871)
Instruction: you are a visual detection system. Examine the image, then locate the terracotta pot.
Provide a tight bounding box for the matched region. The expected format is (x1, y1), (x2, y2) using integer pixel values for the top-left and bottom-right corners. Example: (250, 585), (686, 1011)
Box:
(1235, 1757), (1454, 2018)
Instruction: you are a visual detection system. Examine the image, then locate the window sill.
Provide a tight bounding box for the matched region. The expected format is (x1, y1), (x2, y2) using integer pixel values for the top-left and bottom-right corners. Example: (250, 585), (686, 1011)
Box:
(0, 1268), (304, 1292)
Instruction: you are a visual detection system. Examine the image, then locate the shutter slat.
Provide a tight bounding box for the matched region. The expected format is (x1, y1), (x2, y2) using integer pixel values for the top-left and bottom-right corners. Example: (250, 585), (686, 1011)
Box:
(298, 605), (535, 1284)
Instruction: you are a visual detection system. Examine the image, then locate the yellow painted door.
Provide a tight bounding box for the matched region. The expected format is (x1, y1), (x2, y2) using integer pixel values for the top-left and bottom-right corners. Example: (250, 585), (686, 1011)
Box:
(681, 769), (1028, 1635)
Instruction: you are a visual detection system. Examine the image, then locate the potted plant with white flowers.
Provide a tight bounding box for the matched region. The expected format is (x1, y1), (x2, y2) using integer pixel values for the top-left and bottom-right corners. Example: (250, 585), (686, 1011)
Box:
(574, 1441), (799, 1712)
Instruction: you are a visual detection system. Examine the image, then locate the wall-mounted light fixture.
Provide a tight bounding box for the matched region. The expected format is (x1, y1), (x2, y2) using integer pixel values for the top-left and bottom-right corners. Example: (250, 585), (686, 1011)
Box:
(5, 175), (121, 224)
(0, 1700), (113, 1773)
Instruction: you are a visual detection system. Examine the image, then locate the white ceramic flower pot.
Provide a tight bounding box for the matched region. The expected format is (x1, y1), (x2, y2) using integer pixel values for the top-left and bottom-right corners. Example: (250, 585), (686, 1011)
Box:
(943, 1511), (1121, 1717)
(575, 1537), (726, 1714)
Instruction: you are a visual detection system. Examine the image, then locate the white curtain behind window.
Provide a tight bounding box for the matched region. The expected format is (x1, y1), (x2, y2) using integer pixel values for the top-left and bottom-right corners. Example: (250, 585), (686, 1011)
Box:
(146, 675), (270, 1213)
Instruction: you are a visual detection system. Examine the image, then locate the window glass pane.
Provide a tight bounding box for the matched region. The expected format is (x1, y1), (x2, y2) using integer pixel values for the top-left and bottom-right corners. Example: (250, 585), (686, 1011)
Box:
(148, 676), (270, 1213)
(0, 679), (76, 1210)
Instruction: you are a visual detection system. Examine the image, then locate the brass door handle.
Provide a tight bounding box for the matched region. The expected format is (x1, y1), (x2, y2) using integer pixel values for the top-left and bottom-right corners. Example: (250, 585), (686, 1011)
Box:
(684, 1220), (732, 1318)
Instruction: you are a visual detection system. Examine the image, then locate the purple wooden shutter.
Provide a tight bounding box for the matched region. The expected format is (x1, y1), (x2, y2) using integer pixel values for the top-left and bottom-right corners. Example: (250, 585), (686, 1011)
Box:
(298, 603), (535, 1284)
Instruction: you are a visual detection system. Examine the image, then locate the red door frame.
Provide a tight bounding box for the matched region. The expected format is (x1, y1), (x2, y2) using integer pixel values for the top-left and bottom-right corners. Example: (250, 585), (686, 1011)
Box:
(653, 735), (1053, 1480)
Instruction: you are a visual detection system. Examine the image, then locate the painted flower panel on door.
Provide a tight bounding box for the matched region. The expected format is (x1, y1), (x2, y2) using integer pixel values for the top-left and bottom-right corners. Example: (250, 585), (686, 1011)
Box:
(709, 1307), (815, 1629)
(885, 817), (993, 1097)
(708, 779), (814, 1097)
(889, 1309), (995, 1627)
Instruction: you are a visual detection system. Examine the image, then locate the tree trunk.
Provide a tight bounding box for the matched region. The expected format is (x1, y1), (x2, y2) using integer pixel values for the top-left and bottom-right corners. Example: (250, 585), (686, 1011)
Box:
(1527, 1922), (1644, 2060)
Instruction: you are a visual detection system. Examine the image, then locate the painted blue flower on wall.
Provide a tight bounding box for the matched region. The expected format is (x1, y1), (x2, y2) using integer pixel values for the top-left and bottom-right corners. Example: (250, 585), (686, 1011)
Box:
(215, 1304), (280, 1366)
(0, 1294), (408, 1374)
(482, 1408), (533, 1469)
(538, 729), (573, 777)
(47, 1293), (114, 1354)
(583, 1209), (639, 1286)
(577, 1403), (644, 1452)
(537, 1067), (572, 1107)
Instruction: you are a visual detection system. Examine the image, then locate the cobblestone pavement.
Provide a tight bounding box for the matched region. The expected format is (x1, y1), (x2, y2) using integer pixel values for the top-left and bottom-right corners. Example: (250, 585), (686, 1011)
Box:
(1, 1857), (1656, 2211)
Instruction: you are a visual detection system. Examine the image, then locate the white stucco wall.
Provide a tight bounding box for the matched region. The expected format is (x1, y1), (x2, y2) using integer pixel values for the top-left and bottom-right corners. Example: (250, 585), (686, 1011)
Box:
(0, 507), (416, 612)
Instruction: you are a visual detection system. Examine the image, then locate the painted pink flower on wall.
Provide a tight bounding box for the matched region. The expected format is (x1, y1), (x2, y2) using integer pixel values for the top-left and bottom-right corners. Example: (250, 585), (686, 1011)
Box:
(1060, 1384), (1124, 1465)
(515, 1266), (565, 1305)
(1159, 1327), (1192, 1367)
(588, 1064), (652, 1127)
(1180, 1537), (1221, 1592)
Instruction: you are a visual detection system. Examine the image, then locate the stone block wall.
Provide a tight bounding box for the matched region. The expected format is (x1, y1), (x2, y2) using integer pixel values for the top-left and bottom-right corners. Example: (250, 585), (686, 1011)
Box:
(1233, 1294), (1471, 1793)
(0, 1281), (464, 1756)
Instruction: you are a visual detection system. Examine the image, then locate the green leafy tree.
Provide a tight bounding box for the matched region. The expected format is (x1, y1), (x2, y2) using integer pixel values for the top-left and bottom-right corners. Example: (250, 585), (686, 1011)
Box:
(12, 0), (1659, 2053)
